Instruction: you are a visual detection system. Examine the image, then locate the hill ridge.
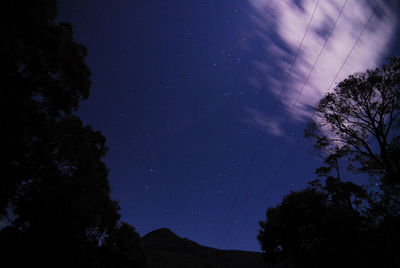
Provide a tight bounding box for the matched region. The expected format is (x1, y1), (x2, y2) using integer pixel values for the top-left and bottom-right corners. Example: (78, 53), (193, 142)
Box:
(142, 228), (267, 268)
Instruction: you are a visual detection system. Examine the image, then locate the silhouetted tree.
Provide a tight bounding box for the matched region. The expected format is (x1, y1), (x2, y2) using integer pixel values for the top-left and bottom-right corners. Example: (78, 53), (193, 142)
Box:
(307, 57), (400, 240)
(259, 58), (400, 268)
(101, 222), (147, 268)
(305, 122), (356, 210)
(258, 183), (368, 268)
(0, 1), (122, 267)
(311, 57), (400, 185)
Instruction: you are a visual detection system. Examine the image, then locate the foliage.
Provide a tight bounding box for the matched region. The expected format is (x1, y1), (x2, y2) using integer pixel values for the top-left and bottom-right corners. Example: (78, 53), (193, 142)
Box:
(312, 57), (400, 181)
(308, 57), (400, 215)
(100, 222), (147, 268)
(258, 184), (366, 268)
(0, 1), (146, 267)
(258, 58), (400, 268)
(258, 180), (400, 268)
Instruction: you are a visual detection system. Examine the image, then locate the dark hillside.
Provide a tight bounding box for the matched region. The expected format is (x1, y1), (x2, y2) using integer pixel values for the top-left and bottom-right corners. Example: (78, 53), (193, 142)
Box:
(142, 228), (268, 268)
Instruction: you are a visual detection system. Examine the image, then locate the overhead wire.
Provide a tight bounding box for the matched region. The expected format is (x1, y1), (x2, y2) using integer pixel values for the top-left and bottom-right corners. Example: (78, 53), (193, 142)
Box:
(214, 0), (321, 246)
(221, 0), (350, 247)
(227, 0), (383, 246)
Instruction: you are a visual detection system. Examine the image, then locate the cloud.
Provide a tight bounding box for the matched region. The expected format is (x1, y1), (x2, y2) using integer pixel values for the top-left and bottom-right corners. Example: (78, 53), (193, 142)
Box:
(243, 107), (285, 137)
(245, 0), (397, 126)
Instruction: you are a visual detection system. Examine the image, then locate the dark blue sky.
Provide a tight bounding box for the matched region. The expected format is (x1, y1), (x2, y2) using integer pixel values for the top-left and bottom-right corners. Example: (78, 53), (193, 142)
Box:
(58, 0), (400, 251)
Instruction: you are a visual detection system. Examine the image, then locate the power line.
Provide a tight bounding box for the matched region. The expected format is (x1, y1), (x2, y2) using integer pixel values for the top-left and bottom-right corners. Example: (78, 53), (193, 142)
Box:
(228, 0), (382, 246)
(234, 0), (350, 208)
(247, 0), (322, 169)
(215, 0), (321, 246)
(221, 0), (349, 247)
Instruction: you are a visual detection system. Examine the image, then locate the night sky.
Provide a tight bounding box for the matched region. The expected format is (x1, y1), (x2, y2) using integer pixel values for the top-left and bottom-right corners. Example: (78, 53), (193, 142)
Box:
(58, 0), (400, 251)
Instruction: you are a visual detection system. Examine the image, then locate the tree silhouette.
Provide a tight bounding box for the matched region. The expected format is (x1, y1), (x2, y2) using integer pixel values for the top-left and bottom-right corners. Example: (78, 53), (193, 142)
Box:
(312, 57), (400, 183)
(0, 1), (126, 267)
(308, 57), (400, 218)
(258, 58), (400, 268)
(258, 184), (367, 268)
(101, 222), (147, 268)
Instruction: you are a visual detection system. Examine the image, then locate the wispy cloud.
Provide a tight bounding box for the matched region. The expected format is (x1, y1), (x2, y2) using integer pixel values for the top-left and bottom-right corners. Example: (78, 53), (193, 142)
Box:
(243, 107), (284, 137)
(245, 0), (397, 127)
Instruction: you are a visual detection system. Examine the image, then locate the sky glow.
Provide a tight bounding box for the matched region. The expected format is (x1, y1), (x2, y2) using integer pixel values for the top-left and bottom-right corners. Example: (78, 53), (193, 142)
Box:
(246, 0), (397, 135)
(57, 0), (400, 252)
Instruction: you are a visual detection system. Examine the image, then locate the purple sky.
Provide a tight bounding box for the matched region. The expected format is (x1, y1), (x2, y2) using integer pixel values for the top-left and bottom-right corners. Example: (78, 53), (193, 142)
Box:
(58, 0), (400, 251)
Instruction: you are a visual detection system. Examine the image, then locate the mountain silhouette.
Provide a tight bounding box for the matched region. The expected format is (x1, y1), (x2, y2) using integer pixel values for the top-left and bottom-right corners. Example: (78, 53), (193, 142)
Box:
(142, 228), (267, 268)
